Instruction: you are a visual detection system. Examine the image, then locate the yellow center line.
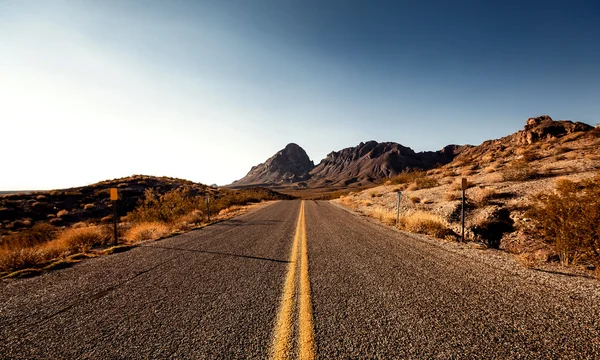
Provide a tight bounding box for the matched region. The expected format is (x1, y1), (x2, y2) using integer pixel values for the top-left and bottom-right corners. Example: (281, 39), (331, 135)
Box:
(298, 202), (316, 360)
(271, 201), (316, 360)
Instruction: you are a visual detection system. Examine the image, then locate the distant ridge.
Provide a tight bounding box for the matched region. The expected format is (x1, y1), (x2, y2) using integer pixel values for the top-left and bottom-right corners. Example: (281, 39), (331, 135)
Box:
(231, 141), (467, 188)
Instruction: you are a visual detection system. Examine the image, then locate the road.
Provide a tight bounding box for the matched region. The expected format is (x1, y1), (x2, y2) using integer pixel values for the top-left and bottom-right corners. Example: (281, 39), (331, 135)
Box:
(1, 200), (600, 359)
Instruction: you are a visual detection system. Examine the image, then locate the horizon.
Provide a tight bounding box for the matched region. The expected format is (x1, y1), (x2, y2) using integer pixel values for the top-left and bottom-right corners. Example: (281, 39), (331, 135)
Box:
(1, 0), (598, 190)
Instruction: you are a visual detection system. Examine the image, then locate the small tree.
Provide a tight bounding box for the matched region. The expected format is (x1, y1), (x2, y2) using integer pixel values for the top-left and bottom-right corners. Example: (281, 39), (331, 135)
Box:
(529, 176), (600, 266)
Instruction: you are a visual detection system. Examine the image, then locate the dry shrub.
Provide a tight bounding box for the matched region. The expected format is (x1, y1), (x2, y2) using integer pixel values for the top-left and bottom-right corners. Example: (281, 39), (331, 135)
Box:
(528, 175), (600, 266)
(399, 211), (454, 239)
(554, 146), (571, 155)
(0, 224), (108, 272)
(51, 225), (110, 253)
(0, 247), (41, 271)
(389, 170), (427, 185)
(409, 196), (421, 204)
(502, 160), (539, 181)
(406, 176), (439, 191)
(124, 222), (171, 243)
(444, 191), (461, 201)
(364, 206), (396, 225)
(484, 165), (496, 173)
(0, 223), (56, 249)
(471, 187), (497, 205)
(130, 187), (202, 224)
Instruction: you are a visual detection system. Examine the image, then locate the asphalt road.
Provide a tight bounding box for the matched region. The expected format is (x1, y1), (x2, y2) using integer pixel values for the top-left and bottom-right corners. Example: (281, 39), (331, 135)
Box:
(1, 200), (600, 359)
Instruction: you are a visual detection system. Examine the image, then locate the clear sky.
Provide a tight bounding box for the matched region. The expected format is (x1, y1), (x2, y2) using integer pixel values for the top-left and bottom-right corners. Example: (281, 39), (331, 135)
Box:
(1, 0), (598, 190)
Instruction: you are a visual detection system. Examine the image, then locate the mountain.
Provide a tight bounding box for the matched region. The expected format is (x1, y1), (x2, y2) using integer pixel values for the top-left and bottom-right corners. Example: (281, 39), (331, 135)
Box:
(232, 141), (466, 188)
(454, 115), (594, 161)
(232, 143), (315, 186)
(309, 141), (467, 187)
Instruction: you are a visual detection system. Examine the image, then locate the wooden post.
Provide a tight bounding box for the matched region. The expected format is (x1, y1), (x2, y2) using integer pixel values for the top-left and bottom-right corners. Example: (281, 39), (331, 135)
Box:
(206, 194), (210, 222)
(110, 188), (118, 245)
(396, 191), (401, 225)
(461, 178), (467, 243)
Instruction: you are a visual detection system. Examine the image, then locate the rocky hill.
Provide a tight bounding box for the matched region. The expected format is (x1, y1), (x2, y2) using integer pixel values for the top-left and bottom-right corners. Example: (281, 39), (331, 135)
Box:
(0, 175), (290, 235)
(454, 115), (593, 161)
(334, 115), (600, 273)
(232, 143), (315, 186)
(309, 141), (467, 187)
(232, 141), (467, 189)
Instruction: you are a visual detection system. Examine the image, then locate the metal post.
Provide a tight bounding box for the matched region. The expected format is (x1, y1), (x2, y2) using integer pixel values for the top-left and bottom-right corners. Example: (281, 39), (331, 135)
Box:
(461, 188), (465, 243)
(113, 200), (118, 246)
(396, 191), (401, 225)
(206, 194), (210, 222)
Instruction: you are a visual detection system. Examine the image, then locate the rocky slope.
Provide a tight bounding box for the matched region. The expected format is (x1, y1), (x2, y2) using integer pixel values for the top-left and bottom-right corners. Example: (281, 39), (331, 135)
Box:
(233, 142), (467, 188)
(454, 115), (593, 161)
(0, 175), (290, 235)
(232, 143), (315, 186)
(334, 115), (600, 271)
(309, 141), (467, 187)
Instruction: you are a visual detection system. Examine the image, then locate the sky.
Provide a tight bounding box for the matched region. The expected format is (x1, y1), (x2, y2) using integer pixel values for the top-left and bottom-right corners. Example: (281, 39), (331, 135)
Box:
(1, 0), (599, 190)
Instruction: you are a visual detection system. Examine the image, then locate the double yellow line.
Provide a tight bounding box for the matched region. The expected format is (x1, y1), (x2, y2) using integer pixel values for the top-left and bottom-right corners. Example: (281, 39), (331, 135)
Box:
(271, 201), (316, 360)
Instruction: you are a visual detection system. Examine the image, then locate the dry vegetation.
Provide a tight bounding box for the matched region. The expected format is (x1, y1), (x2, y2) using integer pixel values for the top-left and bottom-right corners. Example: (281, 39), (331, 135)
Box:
(0, 180), (289, 277)
(334, 120), (600, 276)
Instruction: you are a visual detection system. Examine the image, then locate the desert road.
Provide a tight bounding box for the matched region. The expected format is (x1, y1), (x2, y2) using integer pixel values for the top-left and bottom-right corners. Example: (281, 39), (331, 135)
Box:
(1, 200), (600, 359)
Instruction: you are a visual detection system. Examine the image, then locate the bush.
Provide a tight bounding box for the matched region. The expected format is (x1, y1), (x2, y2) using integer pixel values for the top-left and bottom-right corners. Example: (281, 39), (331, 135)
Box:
(389, 171), (427, 185)
(399, 211), (455, 239)
(407, 176), (439, 191)
(502, 160), (539, 181)
(50, 225), (110, 253)
(129, 187), (202, 224)
(124, 222), (171, 243)
(528, 176), (600, 266)
(0, 223), (56, 249)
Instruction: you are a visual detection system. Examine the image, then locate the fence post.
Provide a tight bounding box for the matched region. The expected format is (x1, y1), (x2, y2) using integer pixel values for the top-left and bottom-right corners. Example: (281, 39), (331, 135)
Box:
(396, 191), (401, 225)
(461, 178), (467, 242)
(206, 194), (210, 222)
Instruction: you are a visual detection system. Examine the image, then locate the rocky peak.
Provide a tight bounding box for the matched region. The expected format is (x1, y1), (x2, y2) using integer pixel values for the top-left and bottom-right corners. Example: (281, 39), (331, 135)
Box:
(232, 144), (315, 186)
(518, 115), (592, 145)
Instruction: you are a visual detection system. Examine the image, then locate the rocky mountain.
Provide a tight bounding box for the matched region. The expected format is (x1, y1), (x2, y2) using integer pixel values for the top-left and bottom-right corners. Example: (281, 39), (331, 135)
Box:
(309, 141), (467, 187)
(232, 143), (315, 186)
(232, 141), (467, 188)
(454, 115), (594, 161)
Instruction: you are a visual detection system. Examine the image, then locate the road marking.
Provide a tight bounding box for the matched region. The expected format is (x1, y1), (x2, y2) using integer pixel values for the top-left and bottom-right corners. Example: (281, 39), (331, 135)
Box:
(271, 201), (315, 360)
(298, 201), (316, 360)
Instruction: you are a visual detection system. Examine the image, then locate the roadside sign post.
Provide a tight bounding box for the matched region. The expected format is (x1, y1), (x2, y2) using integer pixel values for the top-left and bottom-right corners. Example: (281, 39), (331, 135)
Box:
(461, 178), (467, 243)
(206, 194), (210, 222)
(110, 188), (118, 246)
(396, 191), (401, 225)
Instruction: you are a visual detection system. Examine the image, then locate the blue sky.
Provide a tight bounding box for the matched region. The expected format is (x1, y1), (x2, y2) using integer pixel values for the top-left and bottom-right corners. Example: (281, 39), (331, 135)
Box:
(1, 0), (598, 189)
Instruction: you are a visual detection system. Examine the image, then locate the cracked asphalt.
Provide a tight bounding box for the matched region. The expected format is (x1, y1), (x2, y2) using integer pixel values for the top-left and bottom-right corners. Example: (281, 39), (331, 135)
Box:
(1, 200), (599, 359)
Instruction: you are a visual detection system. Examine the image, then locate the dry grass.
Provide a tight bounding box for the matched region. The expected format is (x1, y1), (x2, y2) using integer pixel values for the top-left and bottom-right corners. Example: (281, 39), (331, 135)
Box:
(484, 165), (497, 173)
(0, 224), (108, 272)
(51, 226), (110, 252)
(363, 206), (396, 225)
(406, 177), (439, 191)
(443, 191), (461, 201)
(409, 196), (421, 204)
(502, 160), (539, 181)
(124, 222), (171, 243)
(471, 187), (497, 205)
(399, 211), (454, 239)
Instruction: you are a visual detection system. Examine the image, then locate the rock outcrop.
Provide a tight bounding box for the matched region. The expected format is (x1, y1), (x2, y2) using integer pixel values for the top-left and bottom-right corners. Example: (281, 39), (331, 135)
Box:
(232, 143), (315, 186)
(309, 141), (466, 187)
(454, 115), (594, 161)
